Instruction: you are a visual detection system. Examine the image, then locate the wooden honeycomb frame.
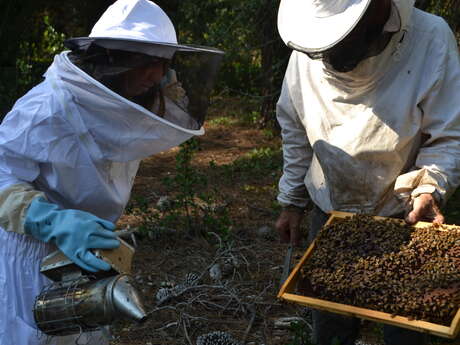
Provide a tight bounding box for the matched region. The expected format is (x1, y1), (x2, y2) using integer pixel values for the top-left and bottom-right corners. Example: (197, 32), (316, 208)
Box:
(277, 211), (460, 339)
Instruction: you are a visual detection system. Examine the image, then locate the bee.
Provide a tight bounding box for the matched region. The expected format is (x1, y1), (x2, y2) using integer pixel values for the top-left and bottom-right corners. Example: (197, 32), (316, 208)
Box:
(300, 214), (460, 325)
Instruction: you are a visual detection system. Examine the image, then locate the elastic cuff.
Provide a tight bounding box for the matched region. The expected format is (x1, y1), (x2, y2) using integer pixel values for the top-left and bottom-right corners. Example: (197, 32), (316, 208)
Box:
(411, 184), (441, 204)
(277, 194), (310, 209)
(280, 203), (306, 214)
(0, 183), (46, 234)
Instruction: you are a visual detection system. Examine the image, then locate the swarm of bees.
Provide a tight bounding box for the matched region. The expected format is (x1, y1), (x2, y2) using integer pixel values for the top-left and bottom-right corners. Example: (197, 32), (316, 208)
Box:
(300, 214), (460, 325)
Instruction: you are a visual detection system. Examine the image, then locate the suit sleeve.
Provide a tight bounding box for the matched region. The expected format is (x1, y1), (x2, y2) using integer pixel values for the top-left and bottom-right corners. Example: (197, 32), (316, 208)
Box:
(395, 21), (460, 205)
(276, 72), (313, 208)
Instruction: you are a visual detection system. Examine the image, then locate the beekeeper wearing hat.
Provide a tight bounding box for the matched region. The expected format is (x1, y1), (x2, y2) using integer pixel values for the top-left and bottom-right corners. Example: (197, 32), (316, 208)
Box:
(0, 0), (223, 344)
(275, 0), (460, 344)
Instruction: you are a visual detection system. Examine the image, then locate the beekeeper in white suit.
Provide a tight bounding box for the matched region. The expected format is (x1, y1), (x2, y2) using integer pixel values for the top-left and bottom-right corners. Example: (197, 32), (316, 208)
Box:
(0, 0), (223, 344)
(275, 0), (460, 344)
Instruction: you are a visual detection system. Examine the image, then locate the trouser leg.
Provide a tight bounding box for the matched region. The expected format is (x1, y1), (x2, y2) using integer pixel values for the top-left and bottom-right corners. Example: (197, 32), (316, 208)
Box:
(308, 206), (360, 345)
(383, 324), (429, 345)
(0, 229), (110, 345)
(307, 205), (330, 245)
(311, 310), (360, 345)
(0, 230), (55, 345)
(54, 329), (110, 345)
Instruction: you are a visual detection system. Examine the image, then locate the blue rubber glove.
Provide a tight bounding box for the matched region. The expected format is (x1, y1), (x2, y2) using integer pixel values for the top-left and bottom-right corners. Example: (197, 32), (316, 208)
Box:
(24, 197), (120, 272)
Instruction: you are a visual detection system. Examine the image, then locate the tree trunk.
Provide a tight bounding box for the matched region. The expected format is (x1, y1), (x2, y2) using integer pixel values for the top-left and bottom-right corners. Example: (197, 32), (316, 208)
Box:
(258, 0), (277, 128)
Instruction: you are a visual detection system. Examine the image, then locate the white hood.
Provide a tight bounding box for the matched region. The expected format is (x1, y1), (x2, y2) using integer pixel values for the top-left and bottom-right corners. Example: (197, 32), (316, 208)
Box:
(277, 2), (460, 215)
(322, 0), (416, 94)
(44, 52), (203, 162)
(0, 51), (204, 221)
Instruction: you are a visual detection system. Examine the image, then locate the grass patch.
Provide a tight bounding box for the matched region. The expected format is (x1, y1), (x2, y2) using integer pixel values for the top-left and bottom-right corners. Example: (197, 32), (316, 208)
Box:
(220, 146), (283, 180)
(207, 116), (239, 126)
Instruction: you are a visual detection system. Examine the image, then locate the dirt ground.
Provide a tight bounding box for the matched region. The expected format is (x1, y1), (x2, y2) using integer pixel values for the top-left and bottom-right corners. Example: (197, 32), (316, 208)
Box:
(109, 98), (459, 345)
(111, 98), (305, 345)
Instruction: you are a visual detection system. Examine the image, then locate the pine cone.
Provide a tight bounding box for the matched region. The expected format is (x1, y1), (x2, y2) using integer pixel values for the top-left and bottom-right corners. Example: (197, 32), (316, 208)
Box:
(184, 273), (199, 287)
(155, 287), (172, 302)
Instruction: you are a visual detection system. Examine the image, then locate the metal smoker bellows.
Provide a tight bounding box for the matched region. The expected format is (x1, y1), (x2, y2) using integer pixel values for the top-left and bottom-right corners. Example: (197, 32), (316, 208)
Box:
(34, 237), (148, 336)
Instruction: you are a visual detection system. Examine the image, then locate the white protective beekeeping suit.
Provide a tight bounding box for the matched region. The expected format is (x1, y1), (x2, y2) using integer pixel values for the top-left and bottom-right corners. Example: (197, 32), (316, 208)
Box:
(0, 0), (222, 344)
(277, 0), (460, 216)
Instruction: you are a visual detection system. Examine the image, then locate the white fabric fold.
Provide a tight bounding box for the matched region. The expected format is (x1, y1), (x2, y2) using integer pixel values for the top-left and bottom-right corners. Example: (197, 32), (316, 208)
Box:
(0, 51), (202, 223)
(0, 183), (45, 234)
(277, 3), (460, 215)
(0, 2), (200, 343)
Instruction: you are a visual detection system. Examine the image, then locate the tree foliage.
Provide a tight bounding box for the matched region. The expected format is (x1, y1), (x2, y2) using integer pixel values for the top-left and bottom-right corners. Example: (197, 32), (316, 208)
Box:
(0, 0), (111, 115)
(416, 0), (460, 33)
(155, 0), (290, 126)
(0, 0), (459, 123)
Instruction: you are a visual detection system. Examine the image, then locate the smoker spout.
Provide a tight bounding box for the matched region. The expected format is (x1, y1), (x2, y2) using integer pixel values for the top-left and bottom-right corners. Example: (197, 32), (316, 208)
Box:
(111, 275), (148, 322)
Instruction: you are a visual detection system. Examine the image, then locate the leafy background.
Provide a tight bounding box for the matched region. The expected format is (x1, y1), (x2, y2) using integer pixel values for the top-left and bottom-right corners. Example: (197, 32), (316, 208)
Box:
(1, 0), (458, 123)
(1, 2), (459, 344)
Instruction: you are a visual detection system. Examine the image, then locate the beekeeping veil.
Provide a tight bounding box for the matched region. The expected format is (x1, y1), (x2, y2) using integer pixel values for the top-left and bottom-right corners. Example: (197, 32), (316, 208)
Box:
(277, 0), (398, 73)
(64, 0), (223, 129)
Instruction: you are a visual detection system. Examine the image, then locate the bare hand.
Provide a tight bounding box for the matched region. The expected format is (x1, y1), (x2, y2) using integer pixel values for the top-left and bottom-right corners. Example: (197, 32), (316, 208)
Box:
(405, 193), (444, 225)
(275, 210), (304, 246)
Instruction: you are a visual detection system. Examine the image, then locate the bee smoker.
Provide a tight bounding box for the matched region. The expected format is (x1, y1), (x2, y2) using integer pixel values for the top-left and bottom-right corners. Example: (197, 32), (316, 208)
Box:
(33, 238), (148, 336)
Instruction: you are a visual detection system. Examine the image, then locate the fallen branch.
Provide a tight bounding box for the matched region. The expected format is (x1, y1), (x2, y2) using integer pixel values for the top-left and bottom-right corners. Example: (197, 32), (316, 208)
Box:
(242, 305), (257, 344)
(182, 318), (193, 345)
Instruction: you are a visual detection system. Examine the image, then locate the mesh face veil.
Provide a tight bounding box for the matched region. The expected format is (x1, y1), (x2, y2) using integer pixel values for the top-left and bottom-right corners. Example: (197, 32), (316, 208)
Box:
(68, 43), (223, 129)
(63, 0), (224, 130)
(288, 0), (394, 73)
(300, 31), (394, 73)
